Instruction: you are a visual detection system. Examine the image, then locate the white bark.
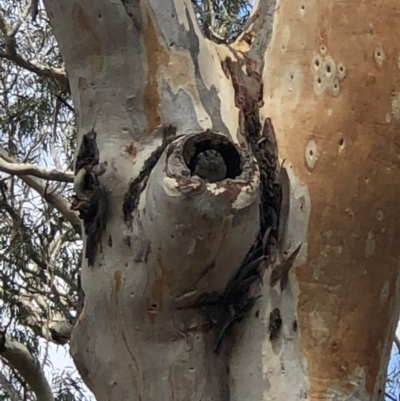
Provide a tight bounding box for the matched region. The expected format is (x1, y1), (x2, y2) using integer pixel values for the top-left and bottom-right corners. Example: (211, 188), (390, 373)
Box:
(0, 155), (74, 182)
(0, 146), (80, 233)
(0, 337), (54, 401)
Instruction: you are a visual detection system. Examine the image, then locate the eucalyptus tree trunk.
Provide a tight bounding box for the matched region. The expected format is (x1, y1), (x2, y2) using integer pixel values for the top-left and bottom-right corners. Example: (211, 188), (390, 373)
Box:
(42, 0), (400, 400)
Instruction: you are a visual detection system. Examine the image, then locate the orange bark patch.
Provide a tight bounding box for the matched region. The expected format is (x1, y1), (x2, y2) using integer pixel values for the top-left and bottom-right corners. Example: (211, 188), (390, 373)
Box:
(147, 255), (172, 323)
(143, 11), (169, 132)
(264, 0), (400, 397)
(72, 4), (103, 72)
(125, 143), (137, 163)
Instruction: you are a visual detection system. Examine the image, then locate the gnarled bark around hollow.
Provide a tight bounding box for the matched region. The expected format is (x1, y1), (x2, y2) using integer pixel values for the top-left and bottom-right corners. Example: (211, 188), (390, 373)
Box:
(41, 0), (400, 400)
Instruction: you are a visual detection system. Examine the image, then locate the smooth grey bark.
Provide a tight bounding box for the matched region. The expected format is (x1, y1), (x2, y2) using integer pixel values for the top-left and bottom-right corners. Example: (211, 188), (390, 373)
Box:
(40, 0), (400, 400)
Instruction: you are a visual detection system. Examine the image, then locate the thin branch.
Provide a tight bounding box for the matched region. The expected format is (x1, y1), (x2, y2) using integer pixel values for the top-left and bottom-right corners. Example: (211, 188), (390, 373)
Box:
(50, 98), (61, 169)
(9, 0), (34, 37)
(0, 370), (23, 401)
(0, 49), (68, 89)
(385, 392), (397, 401)
(0, 157), (74, 183)
(0, 181), (21, 225)
(0, 9), (10, 36)
(55, 94), (75, 114)
(232, 0), (277, 72)
(0, 146), (81, 234)
(206, 0), (215, 31)
(0, 334), (55, 401)
(0, 10), (68, 89)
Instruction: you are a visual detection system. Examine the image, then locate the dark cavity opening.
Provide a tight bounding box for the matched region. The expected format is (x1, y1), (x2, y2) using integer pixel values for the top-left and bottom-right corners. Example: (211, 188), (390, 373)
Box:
(183, 134), (242, 179)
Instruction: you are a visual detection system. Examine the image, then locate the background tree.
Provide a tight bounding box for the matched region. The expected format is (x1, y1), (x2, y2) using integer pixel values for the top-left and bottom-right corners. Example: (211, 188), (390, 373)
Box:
(191, 0), (253, 43)
(0, 0), (399, 401)
(0, 1), (87, 400)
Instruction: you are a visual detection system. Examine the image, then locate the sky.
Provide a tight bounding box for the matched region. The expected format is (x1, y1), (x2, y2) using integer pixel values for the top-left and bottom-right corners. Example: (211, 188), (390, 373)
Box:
(386, 324), (400, 400)
(43, 342), (94, 399)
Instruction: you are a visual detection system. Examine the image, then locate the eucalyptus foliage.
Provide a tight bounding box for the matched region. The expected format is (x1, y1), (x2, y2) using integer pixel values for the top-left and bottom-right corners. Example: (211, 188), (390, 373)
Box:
(0, 1), (83, 400)
(192, 0), (253, 42)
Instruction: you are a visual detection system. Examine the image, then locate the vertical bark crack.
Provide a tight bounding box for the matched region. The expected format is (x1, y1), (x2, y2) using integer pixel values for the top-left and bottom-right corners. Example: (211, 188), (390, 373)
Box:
(123, 126), (177, 224)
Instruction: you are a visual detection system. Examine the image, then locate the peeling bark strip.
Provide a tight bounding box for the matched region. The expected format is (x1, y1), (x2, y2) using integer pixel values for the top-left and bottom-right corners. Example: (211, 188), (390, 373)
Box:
(174, 56), (285, 351)
(208, 56), (282, 305)
(222, 57), (281, 246)
(72, 130), (108, 266)
(270, 243), (302, 291)
(122, 126), (177, 223)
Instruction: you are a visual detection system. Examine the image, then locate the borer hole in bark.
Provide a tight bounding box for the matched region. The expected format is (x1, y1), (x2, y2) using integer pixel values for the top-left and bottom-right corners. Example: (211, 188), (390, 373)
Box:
(292, 320), (298, 332)
(269, 308), (282, 340)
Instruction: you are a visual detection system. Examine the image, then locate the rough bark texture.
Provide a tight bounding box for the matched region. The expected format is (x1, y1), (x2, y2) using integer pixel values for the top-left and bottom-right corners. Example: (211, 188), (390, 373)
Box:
(41, 0), (400, 400)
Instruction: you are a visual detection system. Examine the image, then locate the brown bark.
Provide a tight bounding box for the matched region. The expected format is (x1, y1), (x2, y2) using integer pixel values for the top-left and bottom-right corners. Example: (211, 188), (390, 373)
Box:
(260, 0), (400, 398)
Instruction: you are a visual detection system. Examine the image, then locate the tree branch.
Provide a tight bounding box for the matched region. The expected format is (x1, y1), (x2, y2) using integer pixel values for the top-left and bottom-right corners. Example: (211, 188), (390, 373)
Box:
(0, 157), (74, 182)
(0, 334), (55, 401)
(394, 334), (400, 354)
(0, 50), (68, 89)
(232, 0), (277, 72)
(0, 146), (81, 234)
(0, 9), (68, 90)
(9, 0), (34, 37)
(0, 370), (23, 401)
(385, 392), (397, 401)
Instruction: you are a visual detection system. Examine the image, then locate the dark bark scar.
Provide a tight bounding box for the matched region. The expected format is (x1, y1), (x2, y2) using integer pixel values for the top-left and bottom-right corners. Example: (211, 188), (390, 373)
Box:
(72, 130), (108, 266)
(123, 126), (177, 225)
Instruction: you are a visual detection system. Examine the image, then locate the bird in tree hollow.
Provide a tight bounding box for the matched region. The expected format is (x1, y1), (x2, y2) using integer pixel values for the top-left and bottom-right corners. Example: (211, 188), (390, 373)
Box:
(193, 149), (227, 182)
